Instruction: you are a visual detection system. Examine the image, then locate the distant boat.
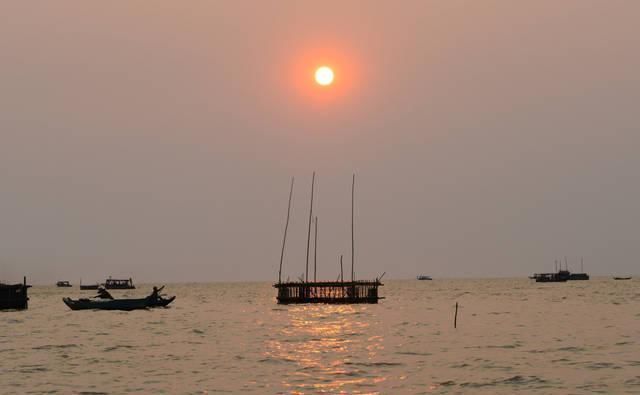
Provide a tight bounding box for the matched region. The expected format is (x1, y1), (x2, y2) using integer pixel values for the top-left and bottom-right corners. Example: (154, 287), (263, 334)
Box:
(417, 275), (432, 280)
(613, 276), (632, 280)
(531, 270), (570, 283)
(0, 277), (31, 310)
(532, 258), (590, 282)
(104, 277), (135, 290)
(568, 273), (589, 280)
(56, 281), (72, 287)
(79, 280), (99, 290)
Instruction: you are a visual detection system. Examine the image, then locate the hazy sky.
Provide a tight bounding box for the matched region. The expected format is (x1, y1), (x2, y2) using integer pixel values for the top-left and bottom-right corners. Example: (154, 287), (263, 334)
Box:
(1, 1), (639, 284)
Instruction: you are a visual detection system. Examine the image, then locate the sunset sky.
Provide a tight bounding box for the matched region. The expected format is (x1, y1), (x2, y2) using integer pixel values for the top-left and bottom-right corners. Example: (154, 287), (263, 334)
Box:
(1, 1), (639, 283)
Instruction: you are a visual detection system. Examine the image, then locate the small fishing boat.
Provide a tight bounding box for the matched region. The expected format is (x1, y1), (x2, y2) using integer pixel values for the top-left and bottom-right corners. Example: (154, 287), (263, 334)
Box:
(104, 277), (135, 289)
(63, 296), (150, 311)
(568, 272), (589, 280)
(613, 276), (632, 280)
(79, 280), (100, 290)
(1, 277), (31, 310)
(531, 270), (570, 283)
(417, 275), (432, 280)
(62, 294), (175, 311)
(56, 281), (72, 287)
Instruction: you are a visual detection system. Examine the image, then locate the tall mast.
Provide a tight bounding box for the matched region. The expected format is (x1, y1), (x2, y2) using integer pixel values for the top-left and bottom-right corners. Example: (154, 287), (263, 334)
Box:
(278, 177), (295, 284)
(305, 172), (315, 282)
(314, 216), (318, 282)
(351, 174), (355, 282)
(340, 254), (344, 282)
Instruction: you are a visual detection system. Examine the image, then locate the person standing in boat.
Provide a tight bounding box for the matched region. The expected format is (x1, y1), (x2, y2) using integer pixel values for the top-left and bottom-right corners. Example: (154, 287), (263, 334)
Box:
(94, 286), (114, 300)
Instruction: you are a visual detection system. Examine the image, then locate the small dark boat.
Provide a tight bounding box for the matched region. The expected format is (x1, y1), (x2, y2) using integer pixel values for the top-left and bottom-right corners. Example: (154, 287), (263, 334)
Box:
(56, 281), (72, 287)
(531, 270), (571, 283)
(79, 280), (100, 290)
(568, 273), (589, 280)
(1, 277), (31, 310)
(63, 296), (150, 311)
(417, 275), (432, 280)
(613, 276), (632, 280)
(63, 291), (175, 311)
(104, 277), (135, 290)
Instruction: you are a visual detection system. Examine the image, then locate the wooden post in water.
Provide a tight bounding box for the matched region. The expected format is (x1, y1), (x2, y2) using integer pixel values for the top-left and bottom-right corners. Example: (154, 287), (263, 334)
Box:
(351, 174), (355, 282)
(454, 302), (458, 329)
(278, 177), (295, 284)
(314, 216), (318, 282)
(305, 172), (315, 282)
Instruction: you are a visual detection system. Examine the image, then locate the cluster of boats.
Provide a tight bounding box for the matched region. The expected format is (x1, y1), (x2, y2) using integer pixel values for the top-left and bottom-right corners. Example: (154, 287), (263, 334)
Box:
(0, 276), (175, 311)
(57, 277), (136, 290)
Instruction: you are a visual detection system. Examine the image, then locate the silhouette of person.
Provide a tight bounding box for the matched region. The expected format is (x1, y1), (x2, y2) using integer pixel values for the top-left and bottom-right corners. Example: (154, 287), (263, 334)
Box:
(150, 285), (165, 301)
(95, 287), (113, 300)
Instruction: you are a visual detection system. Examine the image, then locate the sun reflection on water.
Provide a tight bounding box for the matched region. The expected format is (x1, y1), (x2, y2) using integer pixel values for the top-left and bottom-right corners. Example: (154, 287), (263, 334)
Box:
(265, 304), (385, 394)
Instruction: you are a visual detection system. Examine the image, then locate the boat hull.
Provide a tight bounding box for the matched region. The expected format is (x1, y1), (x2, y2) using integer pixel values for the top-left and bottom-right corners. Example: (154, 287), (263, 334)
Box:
(63, 297), (150, 311)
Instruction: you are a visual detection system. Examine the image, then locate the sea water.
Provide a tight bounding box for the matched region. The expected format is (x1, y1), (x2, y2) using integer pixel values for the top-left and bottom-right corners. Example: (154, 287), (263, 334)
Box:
(1, 279), (638, 394)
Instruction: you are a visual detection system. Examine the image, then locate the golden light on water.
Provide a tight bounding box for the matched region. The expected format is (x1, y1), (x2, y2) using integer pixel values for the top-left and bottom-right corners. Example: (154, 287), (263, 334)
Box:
(265, 305), (385, 393)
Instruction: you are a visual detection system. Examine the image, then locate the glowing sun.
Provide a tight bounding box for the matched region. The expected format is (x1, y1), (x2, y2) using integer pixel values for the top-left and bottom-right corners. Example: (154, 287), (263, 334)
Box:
(315, 66), (334, 86)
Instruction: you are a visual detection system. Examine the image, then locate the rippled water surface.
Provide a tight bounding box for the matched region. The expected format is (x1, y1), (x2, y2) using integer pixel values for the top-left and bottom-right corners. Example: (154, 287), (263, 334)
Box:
(1, 279), (639, 394)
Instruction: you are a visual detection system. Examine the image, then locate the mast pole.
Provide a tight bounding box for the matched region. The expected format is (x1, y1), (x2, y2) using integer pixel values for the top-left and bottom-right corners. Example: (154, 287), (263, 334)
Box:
(351, 174), (355, 282)
(305, 172), (315, 282)
(278, 177), (295, 284)
(340, 255), (344, 282)
(314, 216), (318, 282)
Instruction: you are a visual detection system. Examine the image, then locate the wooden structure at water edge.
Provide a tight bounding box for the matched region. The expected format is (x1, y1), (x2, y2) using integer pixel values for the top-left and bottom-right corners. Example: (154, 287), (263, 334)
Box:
(275, 280), (382, 304)
(0, 277), (31, 310)
(274, 174), (384, 304)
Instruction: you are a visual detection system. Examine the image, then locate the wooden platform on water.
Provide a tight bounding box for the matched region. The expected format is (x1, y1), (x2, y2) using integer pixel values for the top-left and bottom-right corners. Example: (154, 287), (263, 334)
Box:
(274, 280), (383, 304)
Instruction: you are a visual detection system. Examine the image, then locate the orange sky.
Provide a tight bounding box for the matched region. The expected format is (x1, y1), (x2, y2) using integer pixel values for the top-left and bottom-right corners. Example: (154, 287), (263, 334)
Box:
(1, 1), (639, 282)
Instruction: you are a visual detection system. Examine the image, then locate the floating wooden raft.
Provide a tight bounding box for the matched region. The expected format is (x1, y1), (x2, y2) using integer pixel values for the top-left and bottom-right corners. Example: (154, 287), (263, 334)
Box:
(275, 174), (385, 304)
(274, 280), (383, 304)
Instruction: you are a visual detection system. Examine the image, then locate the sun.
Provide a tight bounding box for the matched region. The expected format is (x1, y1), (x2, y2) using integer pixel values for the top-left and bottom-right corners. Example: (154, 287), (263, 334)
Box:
(315, 66), (334, 86)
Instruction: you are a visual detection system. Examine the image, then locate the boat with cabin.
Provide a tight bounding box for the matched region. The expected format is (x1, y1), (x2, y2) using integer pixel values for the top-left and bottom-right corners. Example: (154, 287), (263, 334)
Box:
(104, 277), (135, 289)
(79, 279), (100, 290)
(531, 270), (570, 283)
(531, 258), (590, 282)
(0, 277), (31, 310)
(56, 281), (72, 287)
(417, 275), (432, 280)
